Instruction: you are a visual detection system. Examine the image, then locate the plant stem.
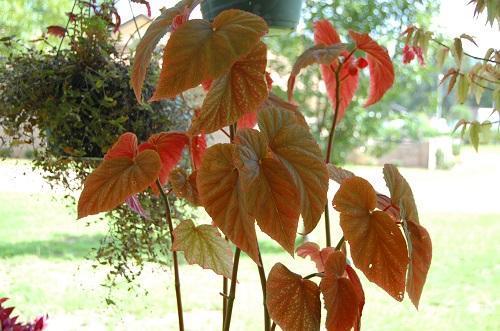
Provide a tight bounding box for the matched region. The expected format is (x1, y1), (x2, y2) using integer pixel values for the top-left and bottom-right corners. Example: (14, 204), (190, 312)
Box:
(335, 236), (345, 251)
(156, 180), (184, 331)
(222, 123), (240, 331)
(223, 248), (241, 331)
(431, 38), (500, 64)
(56, 0), (78, 57)
(324, 66), (342, 247)
(303, 272), (324, 280)
(222, 236), (229, 330)
(222, 276), (228, 327)
(257, 251), (271, 331)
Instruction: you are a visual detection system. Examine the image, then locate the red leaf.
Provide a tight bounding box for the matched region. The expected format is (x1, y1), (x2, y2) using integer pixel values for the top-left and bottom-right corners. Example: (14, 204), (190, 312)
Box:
(314, 20), (341, 44)
(348, 30), (394, 107)
(296, 242), (335, 273)
(190, 133), (206, 170)
(314, 20), (359, 122)
(104, 132), (138, 160)
(139, 132), (189, 185)
(320, 251), (361, 331)
(47, 25), (67, 38)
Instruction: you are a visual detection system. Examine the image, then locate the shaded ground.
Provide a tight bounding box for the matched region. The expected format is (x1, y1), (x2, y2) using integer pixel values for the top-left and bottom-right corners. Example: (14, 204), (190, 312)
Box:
(0, 146), (499, 330)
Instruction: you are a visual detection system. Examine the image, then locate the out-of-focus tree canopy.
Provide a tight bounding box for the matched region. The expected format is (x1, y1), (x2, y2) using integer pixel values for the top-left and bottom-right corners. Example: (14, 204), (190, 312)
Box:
(268, 0), (441, 162)
(0, 0), (73, 39)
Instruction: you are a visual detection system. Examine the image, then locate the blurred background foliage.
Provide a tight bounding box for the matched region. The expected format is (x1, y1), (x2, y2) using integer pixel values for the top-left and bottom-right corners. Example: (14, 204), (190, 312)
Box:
(267, 0), (443, 162)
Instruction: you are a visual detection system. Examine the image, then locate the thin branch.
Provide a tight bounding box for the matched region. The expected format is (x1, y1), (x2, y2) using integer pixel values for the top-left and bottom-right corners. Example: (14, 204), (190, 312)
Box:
(258, 251), (271, 331)
(303, 272), (324, 280)
(223, 248), (241, 331)
(220, 128), (231, 139)
(431, 39), (500, 64)
(335, 236), (345, 251)
(127, 0), (142, 39)
(56, 0), (78, 56)
(156, 180), (184, 331)
(324, 63), (343, 247)
(222, 236), (228, 330)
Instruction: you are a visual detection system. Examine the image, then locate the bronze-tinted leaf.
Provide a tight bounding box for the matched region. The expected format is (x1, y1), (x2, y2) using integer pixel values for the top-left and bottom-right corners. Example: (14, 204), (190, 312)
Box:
(170, 168), (200, 205)
(151, 9), (268, 100)
(383, 164), (419, 224)
(197, 144), (259, 264)
(334, 177), (408, 301)
(130, 0), (201, 101)
(326, 164), (355, 184)
(78, 150), (161, 219)
(406, 220), (432, 309)
(172, 219), (233, 278)
(340, 210), (408, 301)
(189, 42), (269, 134)
(266, 263), (321, 331)
(287, 43), (346, 101)
(235, 129), (301, 254)
(332, 176), (376, 217)
(320, 252), (361, 331)
(258, 107), (328, 234)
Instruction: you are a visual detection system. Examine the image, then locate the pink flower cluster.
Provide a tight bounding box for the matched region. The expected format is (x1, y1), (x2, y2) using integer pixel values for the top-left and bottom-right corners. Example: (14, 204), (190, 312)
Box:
(402, 45), (425, 65)
(0, 298), (47, 331)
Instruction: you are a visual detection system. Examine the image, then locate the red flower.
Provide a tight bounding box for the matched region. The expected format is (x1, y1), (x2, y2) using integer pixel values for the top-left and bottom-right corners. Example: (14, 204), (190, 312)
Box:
(402, 45), (425, 66)
(402, 45), (415, 64)
(356, 57), (368, 69)
(414, 46), (425, 65)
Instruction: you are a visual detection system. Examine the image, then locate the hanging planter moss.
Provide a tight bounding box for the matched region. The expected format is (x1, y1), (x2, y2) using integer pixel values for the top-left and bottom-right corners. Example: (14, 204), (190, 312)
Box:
(201, 0), (303, 33)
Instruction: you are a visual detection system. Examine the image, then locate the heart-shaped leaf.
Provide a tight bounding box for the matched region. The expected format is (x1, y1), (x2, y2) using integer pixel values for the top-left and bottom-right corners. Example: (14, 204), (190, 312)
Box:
(78, 150), (161, 219)
(172, 219), (233, 278)
(151, 9), (268, 100)
(349, 30), (394, 107)
(235, 129), (301, 254)
(333, 177), (408, 301)
(266, 263), (321, 331)
(197, 144), (259, 264)
(320, 251), (362, 331)
(189, 41), (269, 135)
(258, 107), (328, 234)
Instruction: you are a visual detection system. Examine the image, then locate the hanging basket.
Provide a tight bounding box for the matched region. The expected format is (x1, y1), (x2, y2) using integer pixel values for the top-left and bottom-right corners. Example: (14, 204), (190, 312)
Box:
(201, 0), (303, 32)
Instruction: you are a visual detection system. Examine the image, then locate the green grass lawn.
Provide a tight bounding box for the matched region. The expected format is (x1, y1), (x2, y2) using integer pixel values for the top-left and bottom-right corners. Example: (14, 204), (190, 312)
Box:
(1, 149), (499, 330)
(0, 191), (498, 330)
